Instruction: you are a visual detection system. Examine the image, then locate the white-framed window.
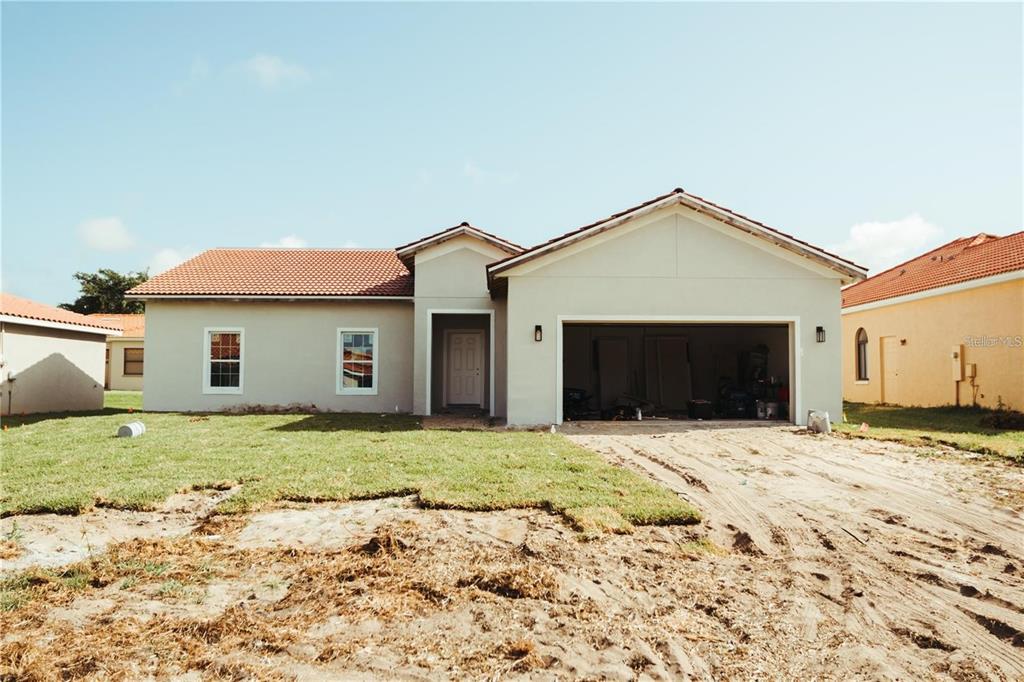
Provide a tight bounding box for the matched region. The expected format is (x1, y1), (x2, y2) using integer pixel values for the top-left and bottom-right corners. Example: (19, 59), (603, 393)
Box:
(337, 328), (378, 395)
(203, 327), (244, 394)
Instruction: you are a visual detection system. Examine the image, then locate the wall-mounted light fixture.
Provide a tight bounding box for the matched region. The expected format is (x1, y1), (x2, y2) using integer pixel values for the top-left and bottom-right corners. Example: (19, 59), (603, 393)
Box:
(816, 326), (826, 343)
(534, 325), (543, 342)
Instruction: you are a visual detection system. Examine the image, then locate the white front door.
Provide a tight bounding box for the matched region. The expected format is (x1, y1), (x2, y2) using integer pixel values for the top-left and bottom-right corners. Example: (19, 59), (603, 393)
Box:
(447, 331), (484, 406)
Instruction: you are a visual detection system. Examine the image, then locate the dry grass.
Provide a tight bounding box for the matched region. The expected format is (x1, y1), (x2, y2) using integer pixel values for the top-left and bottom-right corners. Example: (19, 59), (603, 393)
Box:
(0, 540), (20, 561)
(0, 522), (569, 679)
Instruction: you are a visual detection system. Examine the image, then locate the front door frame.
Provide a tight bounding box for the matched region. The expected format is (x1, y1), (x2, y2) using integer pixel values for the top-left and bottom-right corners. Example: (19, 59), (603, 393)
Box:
(425, 308), (495, 417)
(443, 329), (485, 407)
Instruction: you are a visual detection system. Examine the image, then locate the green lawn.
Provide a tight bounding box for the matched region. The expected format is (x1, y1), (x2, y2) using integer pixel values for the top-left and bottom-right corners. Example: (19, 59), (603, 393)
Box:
(104, 390), (143, 411)
(0, 404), (699, 532)
(838, 402), (1024, 463)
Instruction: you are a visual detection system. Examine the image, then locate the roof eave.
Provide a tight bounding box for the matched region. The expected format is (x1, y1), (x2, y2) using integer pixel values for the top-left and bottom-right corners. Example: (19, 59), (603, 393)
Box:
(125, 294), (415, 301)
(0, 314), (123, 336)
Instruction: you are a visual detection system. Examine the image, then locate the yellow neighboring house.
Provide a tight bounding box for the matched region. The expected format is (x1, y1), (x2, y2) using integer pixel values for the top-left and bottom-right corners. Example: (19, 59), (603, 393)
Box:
(841, 232), (1023, 410)
(88, 314), (145, 391)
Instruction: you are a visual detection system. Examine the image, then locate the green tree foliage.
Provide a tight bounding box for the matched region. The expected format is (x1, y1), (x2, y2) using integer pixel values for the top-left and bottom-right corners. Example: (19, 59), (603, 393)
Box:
(59, 269), (148, 314)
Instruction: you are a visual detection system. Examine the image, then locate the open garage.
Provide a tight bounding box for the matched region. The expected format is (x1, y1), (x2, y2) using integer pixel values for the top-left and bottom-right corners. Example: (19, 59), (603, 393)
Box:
(561, 322), (793, 422)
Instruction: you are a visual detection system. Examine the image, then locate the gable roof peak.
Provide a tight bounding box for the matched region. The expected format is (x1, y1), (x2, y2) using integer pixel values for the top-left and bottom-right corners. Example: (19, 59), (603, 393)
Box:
(394, 222), (523, 263)
(487, 186), (867, 283)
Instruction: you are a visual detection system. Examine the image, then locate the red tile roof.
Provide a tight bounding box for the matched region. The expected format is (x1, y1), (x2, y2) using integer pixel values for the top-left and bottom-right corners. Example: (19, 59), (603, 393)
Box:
(0, 293), (122, 332)
(487, 188), (866, 278)
(842, 231), (1024, 308)
(128, 249), (413, 297)
(87, 313), (145, 337)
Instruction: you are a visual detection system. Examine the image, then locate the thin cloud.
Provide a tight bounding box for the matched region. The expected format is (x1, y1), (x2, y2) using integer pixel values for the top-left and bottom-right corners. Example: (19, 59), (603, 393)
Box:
(259, 235), (308, 248)
(173, 56), (211, 95)
(149, 248), (196, 276)
(78, 217), (135, 251)
(463, 160), (518, 186)
(190, 56), (210, 80)
(831, 213), (945, 274)
(235, 54), (310, 89)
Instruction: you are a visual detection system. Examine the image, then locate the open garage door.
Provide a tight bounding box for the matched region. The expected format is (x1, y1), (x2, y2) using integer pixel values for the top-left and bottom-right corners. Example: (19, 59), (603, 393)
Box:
(560, 322), (794, 422)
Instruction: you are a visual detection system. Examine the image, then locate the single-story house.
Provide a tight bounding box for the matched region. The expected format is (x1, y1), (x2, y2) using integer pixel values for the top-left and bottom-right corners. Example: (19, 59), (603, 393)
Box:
(842, 231), (1024, 410)
(88, 314), (145, 391)
(0, 293), (121, 415)
(128, 188), (866, 425)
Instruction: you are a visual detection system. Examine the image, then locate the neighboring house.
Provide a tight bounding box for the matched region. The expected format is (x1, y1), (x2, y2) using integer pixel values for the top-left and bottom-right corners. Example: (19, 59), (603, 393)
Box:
(88, 314), (145, 391)
(0, 294), (121, 415)
(128, 188), (866, 425)
(842, 232), (1024, 410)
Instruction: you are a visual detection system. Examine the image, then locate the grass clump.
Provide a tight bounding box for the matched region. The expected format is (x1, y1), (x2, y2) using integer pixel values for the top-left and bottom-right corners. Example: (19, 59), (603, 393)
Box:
(1, 409), (699, 529)
(837, 402), (1024, 464)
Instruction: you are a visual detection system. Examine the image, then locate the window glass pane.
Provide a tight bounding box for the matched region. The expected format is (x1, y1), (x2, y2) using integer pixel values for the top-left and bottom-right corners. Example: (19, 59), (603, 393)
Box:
(343, 332), (374, 362)
(210, 333), (240, 360)
(210, 361), (240, 387)
(122, 348), (144, 376)
(342, 362), (374, 388)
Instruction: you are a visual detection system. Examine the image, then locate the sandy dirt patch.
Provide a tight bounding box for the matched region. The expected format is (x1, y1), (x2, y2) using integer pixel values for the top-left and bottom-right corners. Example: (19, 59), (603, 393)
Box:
(566, 421), (1024, 680)
(0, 488), (236, 573)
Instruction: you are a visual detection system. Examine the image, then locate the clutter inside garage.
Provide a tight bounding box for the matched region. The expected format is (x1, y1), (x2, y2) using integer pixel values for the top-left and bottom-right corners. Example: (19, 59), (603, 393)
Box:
(562, 324), (790, 421)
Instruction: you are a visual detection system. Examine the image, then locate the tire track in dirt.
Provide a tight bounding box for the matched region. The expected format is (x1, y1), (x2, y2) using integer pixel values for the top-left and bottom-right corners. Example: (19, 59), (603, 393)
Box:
(566, 423), (1024, 680)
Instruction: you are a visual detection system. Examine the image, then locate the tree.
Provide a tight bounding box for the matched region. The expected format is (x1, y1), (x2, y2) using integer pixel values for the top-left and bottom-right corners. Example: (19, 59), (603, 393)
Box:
(59, 269), (149, 314)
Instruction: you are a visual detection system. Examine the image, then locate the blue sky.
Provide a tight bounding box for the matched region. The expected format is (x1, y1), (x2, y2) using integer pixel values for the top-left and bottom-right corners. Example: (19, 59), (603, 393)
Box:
(3, 2), (1021, 305)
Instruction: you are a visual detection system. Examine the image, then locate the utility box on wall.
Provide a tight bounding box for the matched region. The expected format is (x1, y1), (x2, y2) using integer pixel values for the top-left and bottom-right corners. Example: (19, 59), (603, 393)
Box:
(951, 345), (964, 382)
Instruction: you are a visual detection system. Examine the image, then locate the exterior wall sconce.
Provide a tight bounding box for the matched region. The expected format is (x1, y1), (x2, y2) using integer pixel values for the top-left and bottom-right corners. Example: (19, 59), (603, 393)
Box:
(816, 326), (826, 343)
(534, 325), (543, 342)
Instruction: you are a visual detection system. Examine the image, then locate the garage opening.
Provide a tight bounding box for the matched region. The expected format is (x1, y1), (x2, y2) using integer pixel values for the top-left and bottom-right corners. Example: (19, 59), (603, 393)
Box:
(561, 323), (792, 422)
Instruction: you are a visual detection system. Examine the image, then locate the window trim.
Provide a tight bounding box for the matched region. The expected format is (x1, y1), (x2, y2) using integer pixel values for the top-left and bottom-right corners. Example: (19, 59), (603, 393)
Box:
(855, 328), (869, 381)
(122, 347), (144, 377)
(336, 327), (379, 396)
(203, 327), (244, 395)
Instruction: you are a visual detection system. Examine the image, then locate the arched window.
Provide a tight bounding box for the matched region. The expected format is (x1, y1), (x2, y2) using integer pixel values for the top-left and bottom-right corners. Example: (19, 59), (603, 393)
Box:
(856, 328), (869, 380)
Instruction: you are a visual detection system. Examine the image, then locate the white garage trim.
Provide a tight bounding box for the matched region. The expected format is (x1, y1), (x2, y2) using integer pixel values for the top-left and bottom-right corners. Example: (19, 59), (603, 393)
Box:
(425, 308), (495, 418)
(555, 315), (802, 426)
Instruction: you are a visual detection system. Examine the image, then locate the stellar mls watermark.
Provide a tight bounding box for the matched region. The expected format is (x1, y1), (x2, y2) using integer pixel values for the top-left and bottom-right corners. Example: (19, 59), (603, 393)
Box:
(963, 335), (1024, 348)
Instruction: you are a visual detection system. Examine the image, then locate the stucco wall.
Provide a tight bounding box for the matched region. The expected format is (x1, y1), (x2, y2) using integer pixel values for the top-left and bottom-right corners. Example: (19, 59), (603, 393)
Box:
(502, 205), (846, 426)
(842, 279), (1024, 409)
(107, 338), (145, 391)
(143, 300), (414, 412)
(411, 235), (509, 416)
(0, 322), (106, 414)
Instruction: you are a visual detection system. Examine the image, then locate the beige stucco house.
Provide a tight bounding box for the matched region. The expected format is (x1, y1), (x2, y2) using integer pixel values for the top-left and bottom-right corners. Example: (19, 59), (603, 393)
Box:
(128, 188), (866, 425)
(88, 314), (145, 391)
(0, 294), (121, 415)
(842, 232), (1024, 410)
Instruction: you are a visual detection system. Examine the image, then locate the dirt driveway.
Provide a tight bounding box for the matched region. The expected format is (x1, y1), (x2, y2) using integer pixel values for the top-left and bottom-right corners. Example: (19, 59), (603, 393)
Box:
(566, 421), (1024, 680)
